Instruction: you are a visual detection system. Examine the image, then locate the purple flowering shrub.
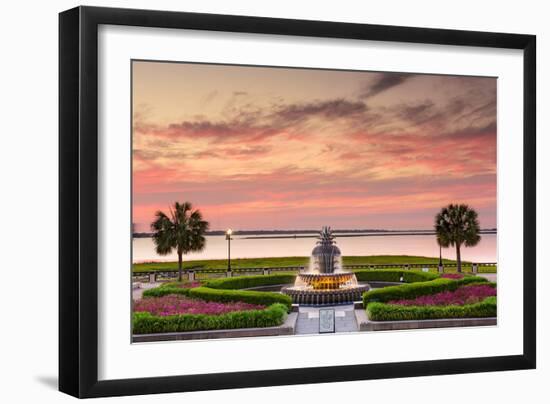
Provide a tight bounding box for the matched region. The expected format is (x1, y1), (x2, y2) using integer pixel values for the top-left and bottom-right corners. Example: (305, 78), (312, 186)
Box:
(134, 294), (266, 316)
(440, 273), (464, 279)
(388, 284), (496, 306)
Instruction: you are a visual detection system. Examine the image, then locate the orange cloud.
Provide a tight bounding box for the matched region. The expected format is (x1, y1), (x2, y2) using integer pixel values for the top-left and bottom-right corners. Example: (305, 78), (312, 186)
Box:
(132, 62), (496, 232)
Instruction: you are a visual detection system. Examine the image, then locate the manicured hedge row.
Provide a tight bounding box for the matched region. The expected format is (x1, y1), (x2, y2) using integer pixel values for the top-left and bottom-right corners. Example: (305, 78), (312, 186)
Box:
(141, 284), (192, 298)
(354, 269), (400, 283)
(133, 303), (288, 334)
(354, 269), (439, 283)
(366, 296), (496, 321)
(141, 277), (293, 309)
(403, 271), (440, 283)
(362, 276), (489, 305)
(188, 287), (292, 309)
(204, 274), (296, 290)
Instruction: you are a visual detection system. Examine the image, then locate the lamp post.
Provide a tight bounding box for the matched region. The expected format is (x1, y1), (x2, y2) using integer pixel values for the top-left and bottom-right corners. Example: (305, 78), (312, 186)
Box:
(226, 229), (232, 273)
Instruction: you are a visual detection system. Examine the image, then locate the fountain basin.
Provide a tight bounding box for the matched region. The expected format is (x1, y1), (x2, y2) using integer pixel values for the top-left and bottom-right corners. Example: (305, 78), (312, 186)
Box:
(282, 272), (370, 305)
(282, 283), (369, 305)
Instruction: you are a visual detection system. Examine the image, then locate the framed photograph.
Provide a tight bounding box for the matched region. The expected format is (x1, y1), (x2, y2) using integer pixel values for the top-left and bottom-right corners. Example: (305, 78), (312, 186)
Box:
(59, 6), (536, 398)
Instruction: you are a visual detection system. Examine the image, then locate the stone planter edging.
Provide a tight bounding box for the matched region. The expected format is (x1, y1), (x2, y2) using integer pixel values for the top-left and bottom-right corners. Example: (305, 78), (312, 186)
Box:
(354, 310), (496, 331)
(133, 312), (298, 342)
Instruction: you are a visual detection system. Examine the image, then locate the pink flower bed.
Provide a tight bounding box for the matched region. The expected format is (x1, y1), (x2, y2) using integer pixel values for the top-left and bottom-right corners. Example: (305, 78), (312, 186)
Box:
(440, 273), (464, 279)
(134, 295), (265, 316)
(389, 284), (496, 306)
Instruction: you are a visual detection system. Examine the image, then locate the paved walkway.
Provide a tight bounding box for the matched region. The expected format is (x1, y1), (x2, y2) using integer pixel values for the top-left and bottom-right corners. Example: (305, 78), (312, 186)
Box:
(477, 273), (497, 282)
(132, 282), (161, 300)
(295, 305), (358, 334)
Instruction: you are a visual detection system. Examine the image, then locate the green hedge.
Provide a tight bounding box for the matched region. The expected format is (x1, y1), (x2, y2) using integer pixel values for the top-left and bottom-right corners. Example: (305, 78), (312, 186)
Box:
(354, 269), (439, 283)
(362, 276), (489, 305)
(133, 303), (288, 334)
(204, 274), (296, 290)
(403, 271), (440, 282)
(354, 269), (401, 282)
(366, 296), (496, 321)
(141, 276), (293, 309)
(188, 287), (292, 309)
(141, 284), (192, 298)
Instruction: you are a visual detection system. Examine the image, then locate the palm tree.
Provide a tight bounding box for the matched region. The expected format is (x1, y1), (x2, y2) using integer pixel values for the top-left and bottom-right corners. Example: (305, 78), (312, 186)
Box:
(151, 201), (210, 282)
(434, 204), (481, 273)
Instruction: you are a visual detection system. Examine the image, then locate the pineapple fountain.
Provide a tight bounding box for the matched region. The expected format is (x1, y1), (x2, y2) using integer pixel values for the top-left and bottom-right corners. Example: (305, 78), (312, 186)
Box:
(282, 227), (370, 305)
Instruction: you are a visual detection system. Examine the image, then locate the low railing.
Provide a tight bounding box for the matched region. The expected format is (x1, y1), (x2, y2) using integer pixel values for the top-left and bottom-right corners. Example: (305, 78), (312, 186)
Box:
(344, 262), (497, 270)
(132, 262), (497, 283)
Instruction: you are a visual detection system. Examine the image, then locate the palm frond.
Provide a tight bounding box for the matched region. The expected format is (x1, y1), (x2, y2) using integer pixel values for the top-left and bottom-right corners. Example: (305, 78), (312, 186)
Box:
(434, 203), (481, 248)
(149, 201), (210, 256)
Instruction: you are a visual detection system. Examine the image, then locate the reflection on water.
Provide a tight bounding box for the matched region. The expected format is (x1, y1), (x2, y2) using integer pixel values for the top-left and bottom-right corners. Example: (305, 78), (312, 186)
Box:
(132, 233), (497, 263)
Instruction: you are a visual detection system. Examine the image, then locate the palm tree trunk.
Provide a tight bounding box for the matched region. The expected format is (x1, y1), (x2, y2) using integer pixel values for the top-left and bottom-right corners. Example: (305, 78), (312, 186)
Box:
(178, 252), (183, 282)
(456, 244), (462, 273)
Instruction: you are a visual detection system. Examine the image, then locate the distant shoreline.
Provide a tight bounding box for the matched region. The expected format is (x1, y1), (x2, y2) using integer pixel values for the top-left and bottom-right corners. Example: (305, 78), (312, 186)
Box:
(133, 229), (497, 239)
(241, 230), (497, 240)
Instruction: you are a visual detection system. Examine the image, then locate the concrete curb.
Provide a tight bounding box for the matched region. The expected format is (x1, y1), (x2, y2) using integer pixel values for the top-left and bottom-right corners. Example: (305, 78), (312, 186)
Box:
(133, 312), (298, 342)
(354, 311), (497, 331)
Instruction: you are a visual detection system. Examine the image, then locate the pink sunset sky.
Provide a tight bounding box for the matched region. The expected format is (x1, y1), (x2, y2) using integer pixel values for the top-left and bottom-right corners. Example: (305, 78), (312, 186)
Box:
(132, 61), (497, 232)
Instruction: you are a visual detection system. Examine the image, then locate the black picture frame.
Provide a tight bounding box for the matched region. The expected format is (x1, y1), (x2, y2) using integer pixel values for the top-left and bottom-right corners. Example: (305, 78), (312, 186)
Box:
(59, 5), (536, 398)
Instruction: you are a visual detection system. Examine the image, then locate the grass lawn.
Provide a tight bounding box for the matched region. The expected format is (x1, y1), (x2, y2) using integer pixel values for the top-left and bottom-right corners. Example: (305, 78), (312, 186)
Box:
(134, 256), (309, 272)
(133, 255), (495, 273)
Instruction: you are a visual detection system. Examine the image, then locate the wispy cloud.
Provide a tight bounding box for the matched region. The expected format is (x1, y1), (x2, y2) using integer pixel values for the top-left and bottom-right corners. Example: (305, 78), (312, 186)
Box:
(273, 99), (367, 122)
(132, 63), (496, 231)
(359, 72), (414, 99)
